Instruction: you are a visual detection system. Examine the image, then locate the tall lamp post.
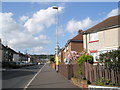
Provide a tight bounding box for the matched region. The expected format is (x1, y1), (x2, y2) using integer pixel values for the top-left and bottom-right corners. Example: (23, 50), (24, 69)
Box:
(53, 6), (60, 72)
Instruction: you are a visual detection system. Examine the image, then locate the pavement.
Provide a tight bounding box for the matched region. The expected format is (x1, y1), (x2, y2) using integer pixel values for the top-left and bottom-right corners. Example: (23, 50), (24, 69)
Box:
(27, 64), (79, 88)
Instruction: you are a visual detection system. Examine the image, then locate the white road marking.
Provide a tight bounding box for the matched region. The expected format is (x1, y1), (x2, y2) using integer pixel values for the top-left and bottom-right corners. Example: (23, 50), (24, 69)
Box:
(24, 64), (46, 89)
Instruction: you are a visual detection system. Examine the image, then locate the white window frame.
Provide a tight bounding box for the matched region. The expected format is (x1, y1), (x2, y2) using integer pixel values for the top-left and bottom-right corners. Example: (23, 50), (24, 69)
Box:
(90, 32), (98, 41)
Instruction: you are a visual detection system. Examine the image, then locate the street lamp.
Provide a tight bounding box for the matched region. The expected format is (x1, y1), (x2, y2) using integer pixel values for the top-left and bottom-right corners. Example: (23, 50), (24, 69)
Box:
(53, 6), (60, 72)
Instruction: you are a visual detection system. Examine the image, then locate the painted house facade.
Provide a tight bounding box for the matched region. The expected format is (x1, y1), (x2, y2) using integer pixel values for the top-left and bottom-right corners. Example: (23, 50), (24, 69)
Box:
(0, 39), (29, 63)
(82, 15), (120, 64)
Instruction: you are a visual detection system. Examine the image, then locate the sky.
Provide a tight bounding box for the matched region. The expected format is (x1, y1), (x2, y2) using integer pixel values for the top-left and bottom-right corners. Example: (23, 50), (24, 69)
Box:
(0, 2), (119, 55)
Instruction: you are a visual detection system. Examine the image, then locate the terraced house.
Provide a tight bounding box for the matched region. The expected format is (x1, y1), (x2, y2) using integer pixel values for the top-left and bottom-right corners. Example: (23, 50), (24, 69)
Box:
(58, 30), (83, 63)
(82, 15), (120, 64)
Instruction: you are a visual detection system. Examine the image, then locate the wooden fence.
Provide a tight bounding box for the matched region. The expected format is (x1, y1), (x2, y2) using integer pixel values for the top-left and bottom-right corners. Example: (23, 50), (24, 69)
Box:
(82, 62), (120, 86)
(59, 62), (120, 86)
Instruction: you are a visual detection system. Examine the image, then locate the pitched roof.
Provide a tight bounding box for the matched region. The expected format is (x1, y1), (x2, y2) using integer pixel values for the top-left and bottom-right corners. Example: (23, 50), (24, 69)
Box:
(70, 31), (83, 41)
(64, 31), (83, 48)
(84, 15), (120, 33)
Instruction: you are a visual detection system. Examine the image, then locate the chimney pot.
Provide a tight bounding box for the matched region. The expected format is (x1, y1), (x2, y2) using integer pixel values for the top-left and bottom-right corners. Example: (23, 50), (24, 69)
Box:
(78, 29), (82, 34)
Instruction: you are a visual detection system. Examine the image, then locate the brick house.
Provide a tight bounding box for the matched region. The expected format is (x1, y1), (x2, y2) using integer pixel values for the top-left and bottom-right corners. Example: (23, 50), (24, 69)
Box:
(59, 30), (83, 63)
(58, 48), (64, 62)
(82, 15), (120, 64)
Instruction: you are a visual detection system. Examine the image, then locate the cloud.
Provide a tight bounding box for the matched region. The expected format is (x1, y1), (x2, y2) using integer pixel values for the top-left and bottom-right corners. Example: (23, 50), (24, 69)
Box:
(0, 12), (49, 54)
(106, 8), (120, 18)
(66, 17), (93, 33)
(98, 12), (106, 16)
(0, 6), (64, 54)
(19, 15), (29, 22)
(30, 47), (44, 54)
(58, 28), (65, 36)
(24, 6), (64, 34)
(54, 26), (65, 37)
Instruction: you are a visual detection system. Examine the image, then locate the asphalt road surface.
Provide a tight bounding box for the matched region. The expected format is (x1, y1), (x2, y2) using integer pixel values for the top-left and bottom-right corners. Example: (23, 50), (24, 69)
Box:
(2, 64), (44, 89)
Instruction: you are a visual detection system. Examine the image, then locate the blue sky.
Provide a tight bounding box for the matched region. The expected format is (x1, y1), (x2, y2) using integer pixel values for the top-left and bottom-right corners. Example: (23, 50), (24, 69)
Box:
(1, 2), (119, 54)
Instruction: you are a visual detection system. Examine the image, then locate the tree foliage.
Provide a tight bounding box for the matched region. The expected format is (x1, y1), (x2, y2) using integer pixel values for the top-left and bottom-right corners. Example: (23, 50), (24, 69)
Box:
(50, 56), (55, 62)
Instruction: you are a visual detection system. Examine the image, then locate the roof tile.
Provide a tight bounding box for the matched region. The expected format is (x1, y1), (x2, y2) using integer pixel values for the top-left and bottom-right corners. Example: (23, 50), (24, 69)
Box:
(85, 15), (120, 33)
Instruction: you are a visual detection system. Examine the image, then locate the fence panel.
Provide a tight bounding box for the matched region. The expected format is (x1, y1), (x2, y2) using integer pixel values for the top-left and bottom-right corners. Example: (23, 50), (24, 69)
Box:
(58, 62), (120, 86)
(82, 63), (120, 86)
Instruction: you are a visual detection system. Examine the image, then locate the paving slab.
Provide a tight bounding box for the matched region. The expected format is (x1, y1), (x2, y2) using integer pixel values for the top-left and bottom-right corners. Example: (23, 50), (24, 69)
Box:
(27, 64), (78, 88)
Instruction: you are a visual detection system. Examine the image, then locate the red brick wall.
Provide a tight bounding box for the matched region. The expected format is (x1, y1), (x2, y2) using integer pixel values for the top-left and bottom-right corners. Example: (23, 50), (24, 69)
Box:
(71, 42), (83, 52)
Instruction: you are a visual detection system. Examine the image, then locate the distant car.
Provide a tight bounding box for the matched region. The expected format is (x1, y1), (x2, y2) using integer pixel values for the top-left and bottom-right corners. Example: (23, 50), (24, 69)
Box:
(32, 62), (38, 65)
(9, 62), (21, 68)
(16, 62), (21, 67)
(2, 61), (10, 68)
(40, 63), (44, 65)
(25, 62), (30, 66)
(28, 62), (33, 66)
(20, 62), (26, 67)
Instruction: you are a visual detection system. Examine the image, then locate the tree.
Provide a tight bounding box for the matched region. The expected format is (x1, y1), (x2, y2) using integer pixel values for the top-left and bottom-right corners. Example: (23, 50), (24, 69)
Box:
(50, 56), (55, 62)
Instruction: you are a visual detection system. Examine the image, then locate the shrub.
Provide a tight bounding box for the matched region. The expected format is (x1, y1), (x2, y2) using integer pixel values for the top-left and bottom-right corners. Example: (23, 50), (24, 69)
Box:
(94, 77), (115, 86)
(76, 55), (94, 64)
(98, 50), (120, 70)
(67, 51), (89, 64)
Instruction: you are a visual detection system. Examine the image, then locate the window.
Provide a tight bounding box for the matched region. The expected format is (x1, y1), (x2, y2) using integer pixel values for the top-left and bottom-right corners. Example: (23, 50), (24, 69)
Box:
(90, 32), (98, 41)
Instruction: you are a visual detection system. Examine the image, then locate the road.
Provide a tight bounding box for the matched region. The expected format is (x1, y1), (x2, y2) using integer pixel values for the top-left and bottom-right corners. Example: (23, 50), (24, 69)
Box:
(2, 64), (44, 89)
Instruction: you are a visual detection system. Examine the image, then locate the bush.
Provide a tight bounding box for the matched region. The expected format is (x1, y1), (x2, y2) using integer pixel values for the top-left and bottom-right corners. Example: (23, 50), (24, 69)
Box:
(76, 55), (94, 64)
(98, 50), (120, 70)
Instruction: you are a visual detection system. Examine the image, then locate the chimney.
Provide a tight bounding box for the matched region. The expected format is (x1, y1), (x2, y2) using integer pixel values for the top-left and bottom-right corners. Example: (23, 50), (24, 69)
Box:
(78, 29), (82, 34)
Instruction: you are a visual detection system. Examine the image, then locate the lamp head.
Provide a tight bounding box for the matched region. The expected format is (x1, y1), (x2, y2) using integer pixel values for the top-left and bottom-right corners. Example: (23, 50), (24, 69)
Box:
(53, 6), (58, 9)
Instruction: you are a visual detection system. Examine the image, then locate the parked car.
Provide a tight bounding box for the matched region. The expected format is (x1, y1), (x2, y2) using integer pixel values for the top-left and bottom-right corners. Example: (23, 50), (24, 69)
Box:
(16, 62), (21, 68)
(40, 63), (45, 65)
(25, 62), (30, 66)
(2, 61), (10, 68)
(32, 62), (38, 65)
(20, 62), (26, 67)
(28, 62), (32, 66)
(9, 62), (21, 68)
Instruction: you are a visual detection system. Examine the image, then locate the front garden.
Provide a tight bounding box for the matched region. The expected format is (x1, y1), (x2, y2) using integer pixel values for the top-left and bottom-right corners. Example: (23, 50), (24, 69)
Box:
(58, 50), (120, 88)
